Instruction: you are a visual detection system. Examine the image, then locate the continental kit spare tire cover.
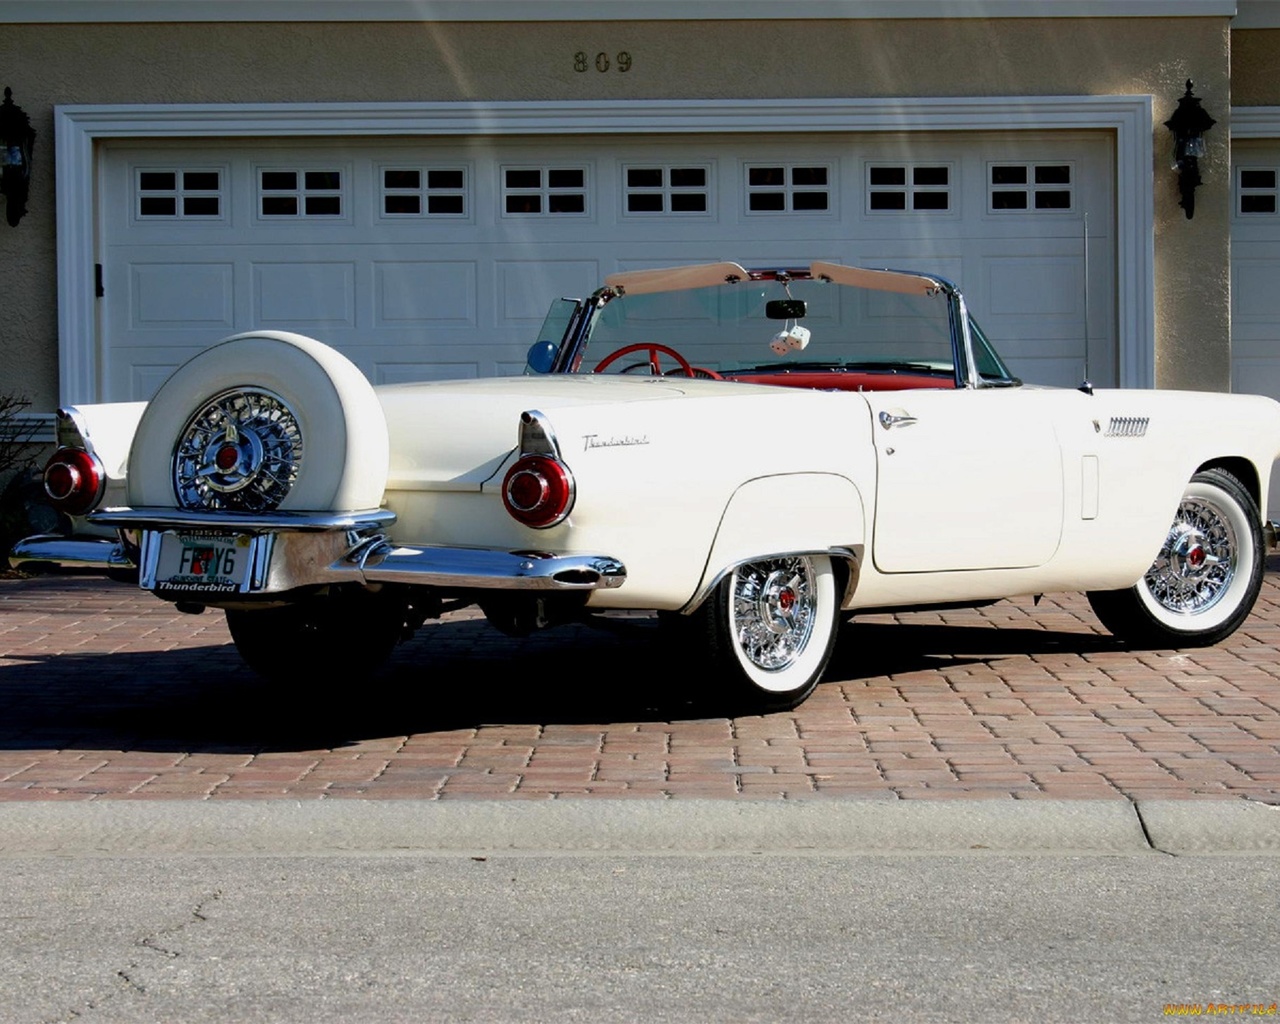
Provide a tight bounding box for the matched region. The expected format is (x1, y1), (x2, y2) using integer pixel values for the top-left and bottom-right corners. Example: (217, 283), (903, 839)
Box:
(126, 331), (389, 513)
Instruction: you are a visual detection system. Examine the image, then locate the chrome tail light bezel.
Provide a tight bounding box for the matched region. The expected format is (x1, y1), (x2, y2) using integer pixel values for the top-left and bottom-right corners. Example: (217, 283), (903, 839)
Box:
(41, 447), (106, 516)
(502, 453), (576, 529)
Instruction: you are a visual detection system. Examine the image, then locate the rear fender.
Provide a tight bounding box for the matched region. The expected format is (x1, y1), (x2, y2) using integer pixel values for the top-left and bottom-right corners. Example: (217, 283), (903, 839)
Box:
(688, 473), (865, 612)
(51, 402), (148, 535)
(55, 402), (148, 480)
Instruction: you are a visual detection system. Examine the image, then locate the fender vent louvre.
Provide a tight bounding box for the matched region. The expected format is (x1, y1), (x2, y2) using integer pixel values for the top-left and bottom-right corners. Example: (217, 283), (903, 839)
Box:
(1106, 416), (1149, 438)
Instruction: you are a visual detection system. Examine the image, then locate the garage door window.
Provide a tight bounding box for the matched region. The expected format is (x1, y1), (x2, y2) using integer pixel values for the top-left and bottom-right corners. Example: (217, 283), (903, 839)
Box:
(988, 163), (1073, 212)
(867, 165), (951, 213)
(380, 167), (468, 217)
(624, 166), (710, 215)
(136, 169), (223, 219)
(503, 167), (588, 216)
(258, 169), (344, 217)
(745, 165), (830, 214)
(1238, 168), (1278, 215)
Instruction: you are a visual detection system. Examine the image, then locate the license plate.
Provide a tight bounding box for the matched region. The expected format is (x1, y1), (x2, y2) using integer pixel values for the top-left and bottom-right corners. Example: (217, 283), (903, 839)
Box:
(150, 531), (259, 594)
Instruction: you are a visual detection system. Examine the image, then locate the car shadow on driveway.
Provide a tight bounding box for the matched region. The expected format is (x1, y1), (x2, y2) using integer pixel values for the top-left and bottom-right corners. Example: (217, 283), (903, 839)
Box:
(0, 613), (1122, 755)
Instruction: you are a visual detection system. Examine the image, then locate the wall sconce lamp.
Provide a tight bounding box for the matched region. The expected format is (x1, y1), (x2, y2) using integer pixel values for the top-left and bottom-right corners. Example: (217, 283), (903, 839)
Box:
(1164, 79), (1215, 220)
(0, 86), (36, 227)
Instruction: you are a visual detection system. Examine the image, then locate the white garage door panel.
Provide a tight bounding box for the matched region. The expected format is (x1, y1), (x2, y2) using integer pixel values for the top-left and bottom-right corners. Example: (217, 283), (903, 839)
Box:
(100, 132), (1115, 401)
(130, 263), (235, 328)
(987, 257), (1083, 317)
(374, 262), (478, 327)
(254, 263), (357, 325)
(1230, 139), (1280, 517)
(495, 260), (602, 324)
(1232, 258), (1280, 346)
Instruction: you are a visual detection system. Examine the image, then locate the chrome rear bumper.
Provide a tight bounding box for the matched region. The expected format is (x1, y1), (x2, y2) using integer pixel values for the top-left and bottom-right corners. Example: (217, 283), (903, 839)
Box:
(350, 542), (625, 591)
(11, 506), (626, 596)
(9, 534), (134, 574)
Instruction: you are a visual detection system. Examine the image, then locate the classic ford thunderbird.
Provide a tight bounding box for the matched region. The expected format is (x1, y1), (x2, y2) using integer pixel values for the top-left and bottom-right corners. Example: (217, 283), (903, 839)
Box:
(13, 261), (1280, 710)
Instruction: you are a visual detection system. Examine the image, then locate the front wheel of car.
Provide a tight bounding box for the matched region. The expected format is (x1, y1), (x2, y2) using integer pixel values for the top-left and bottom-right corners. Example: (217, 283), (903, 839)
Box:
(225, 586), (407, 686)
(1087, 468), (1265, 648)
(689, 554), (842, 712)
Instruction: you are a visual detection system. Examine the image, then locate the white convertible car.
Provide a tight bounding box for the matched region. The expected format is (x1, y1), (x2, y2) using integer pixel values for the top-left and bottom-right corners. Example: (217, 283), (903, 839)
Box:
(13, 261), (1280, 710)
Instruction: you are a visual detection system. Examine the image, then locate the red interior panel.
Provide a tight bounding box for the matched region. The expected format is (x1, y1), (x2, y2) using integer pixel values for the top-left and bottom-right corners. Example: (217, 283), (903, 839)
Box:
(724, 371), (956, 392)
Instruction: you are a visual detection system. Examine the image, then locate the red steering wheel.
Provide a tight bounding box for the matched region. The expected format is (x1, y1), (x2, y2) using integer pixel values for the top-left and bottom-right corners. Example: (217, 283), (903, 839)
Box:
(592, 343), (721, 379)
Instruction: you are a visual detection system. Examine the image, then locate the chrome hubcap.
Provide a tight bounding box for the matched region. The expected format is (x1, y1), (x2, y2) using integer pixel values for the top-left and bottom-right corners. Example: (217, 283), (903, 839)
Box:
(173, 388), (303, 512)
(731, 558), (816, 671)
(1144, 497), (1236, 615)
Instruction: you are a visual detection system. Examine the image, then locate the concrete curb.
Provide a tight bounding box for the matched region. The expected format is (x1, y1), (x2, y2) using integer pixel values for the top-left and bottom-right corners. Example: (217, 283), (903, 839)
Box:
(1137, 799), (1280, 854)
(2, 798), (1276, 856)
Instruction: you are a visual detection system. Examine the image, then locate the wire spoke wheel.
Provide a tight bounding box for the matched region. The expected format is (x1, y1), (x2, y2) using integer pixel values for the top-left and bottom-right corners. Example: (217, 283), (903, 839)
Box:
(681, 553), (842, 711)
(730, 558), (818, 675)
(174, 388), (303, 512)
(1142, 495), (1237, 616)
(1087, 468), (1264, 648)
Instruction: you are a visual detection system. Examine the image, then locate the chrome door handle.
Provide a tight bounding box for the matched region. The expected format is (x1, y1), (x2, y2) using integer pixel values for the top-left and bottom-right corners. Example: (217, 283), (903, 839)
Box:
(878, 410), (918, 430)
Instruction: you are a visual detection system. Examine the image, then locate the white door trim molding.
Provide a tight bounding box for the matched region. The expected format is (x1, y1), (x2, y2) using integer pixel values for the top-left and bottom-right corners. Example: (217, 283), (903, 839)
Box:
(55, 95), (1155, 404)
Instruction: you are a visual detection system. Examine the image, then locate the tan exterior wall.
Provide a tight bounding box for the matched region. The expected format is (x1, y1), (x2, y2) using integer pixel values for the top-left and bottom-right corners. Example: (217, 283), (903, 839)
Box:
(1232, 28), (1280, 106)
(0, 16), (1235, 409)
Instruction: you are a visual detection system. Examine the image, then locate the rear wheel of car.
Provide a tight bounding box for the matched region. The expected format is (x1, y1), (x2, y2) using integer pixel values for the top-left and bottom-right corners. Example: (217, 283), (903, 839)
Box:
(127, 331), (388, 512)
(225, 586), (407, 685)
(687, 554), (842, 712)
(1087, 468), (1264, 648)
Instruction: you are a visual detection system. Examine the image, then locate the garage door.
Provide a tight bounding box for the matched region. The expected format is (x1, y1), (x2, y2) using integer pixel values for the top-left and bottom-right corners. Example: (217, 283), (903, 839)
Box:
(1230, 139), (1280, 514)
(98, 131), (1115, 400)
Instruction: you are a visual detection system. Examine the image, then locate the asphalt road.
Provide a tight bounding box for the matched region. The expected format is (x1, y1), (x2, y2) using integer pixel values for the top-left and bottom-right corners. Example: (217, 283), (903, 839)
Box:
(2, 801), (1278, 1024)
(5, 576), (1280, 1022)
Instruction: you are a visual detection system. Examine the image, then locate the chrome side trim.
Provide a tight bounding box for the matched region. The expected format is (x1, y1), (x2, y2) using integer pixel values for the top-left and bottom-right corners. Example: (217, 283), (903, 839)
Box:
(89, 506), (397, 532)
(1105, 416), (1150, 438)
(9, 534), (135, 573)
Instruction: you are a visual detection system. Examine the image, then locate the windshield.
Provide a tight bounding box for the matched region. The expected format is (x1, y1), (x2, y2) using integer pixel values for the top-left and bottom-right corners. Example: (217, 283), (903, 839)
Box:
(531, 265), (1019, 390)
(572, 278), (957, 380)
(969, 315), (1019, 385)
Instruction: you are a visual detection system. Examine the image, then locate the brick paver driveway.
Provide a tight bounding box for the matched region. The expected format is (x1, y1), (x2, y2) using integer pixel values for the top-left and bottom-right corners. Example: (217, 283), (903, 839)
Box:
(2, 567), (1278, 803)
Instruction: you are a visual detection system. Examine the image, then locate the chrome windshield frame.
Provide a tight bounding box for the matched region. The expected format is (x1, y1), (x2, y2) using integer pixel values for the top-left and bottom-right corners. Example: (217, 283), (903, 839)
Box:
(548, 263), (991, 388)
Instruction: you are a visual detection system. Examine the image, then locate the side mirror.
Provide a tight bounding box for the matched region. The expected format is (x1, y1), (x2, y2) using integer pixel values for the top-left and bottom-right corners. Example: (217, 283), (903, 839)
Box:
(525, 340), (558, 374)
(766, 299), (807, 320)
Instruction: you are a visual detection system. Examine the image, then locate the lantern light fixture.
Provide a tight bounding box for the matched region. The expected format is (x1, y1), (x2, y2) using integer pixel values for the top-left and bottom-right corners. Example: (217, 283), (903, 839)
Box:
(1163, 79), (1216, 220)
(0, 86), (35, 227)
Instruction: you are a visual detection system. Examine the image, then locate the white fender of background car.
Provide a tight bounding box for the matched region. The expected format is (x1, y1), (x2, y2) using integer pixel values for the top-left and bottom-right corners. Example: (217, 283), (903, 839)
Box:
(125, 331), (389, 512)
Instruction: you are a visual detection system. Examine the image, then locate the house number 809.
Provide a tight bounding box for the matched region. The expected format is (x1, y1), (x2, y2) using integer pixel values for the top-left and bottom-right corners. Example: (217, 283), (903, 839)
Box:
(575, 51), (632, 73)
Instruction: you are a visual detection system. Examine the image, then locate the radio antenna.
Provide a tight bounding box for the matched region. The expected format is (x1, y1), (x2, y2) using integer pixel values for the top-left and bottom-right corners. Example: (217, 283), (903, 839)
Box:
(1079, 212), (1093, 395)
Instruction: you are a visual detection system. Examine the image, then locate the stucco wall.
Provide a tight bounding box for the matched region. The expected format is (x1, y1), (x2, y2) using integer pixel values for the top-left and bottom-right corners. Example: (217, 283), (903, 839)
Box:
(1232, 28), (1280, 106)
(0, 16), (1234, 409)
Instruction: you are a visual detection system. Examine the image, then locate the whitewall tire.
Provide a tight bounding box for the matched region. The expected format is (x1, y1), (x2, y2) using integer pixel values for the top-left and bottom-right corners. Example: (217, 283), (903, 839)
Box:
(691, 553), (842, 712)
(1087, 468), (1264, 648)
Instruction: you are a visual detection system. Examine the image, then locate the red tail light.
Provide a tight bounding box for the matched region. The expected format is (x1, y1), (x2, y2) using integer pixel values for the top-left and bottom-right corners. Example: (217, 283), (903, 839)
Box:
(502, 454), (574, 528)
(42, 447), (105, 515)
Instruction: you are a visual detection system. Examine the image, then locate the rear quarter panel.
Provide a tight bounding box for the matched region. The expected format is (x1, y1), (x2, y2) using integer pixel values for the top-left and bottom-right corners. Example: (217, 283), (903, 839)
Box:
(507, 386), (874, 610)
